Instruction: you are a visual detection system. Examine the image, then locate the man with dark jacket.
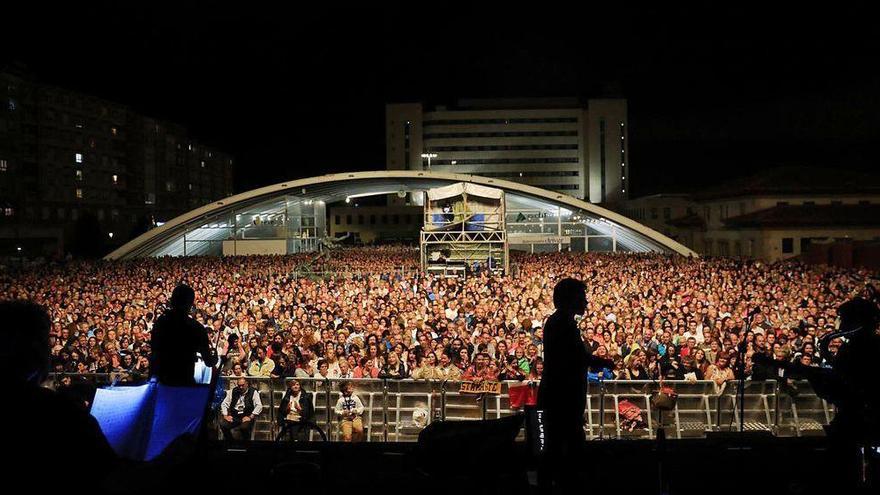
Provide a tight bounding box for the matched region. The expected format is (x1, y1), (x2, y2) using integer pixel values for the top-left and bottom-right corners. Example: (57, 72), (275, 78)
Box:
(219, 377), (263, 443)
(277, 379), (316, 441)
(150, 284), (218, 385)
(537, 278), (614, 493)
(2, 301), (117, 491)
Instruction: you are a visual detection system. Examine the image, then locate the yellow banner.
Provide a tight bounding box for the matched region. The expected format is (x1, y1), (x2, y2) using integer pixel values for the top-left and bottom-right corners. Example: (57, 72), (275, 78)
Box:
(459, 381), (502, 395)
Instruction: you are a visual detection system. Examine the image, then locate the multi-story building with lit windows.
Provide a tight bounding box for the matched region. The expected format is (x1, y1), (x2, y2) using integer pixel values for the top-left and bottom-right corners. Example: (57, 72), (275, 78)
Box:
(0, 67), (233, 256)
(386, 98), (628, 204)
(614, 167), (880, 263)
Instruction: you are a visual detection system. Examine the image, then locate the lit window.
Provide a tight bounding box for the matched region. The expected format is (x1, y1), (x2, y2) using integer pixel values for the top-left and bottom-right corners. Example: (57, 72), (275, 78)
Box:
(7, 99), (16, 111)
(188, 183), (193, 191)
(200, 160), (205, 168)
(112, 174), (118, 185)
(75, 123), (83, 129)
(166, 181), (174, 192)
(187, 143), (192, 151)
(0, 159), (7, 172)
(111, 127), (118, 136)
(75, 153), (83, 163)
(4, 208), (13, 217)
(76, 170), (83, 181)
(75, 188), (83, 199)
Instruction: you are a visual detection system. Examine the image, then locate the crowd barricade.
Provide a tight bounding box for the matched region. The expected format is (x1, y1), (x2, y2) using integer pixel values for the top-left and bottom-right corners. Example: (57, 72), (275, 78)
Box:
(716, 380), (776, 432)
(45, 374), (834, 442)
(774, 380), (834, 437)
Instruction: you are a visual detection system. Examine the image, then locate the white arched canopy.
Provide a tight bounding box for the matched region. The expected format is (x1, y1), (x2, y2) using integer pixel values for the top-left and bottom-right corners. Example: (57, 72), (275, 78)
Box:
(106, 171), (697, 260)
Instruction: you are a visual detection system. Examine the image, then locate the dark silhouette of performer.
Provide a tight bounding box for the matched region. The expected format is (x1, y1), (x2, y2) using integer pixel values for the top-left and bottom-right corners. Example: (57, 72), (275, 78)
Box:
(823, 297), (880, 441)
(1, 301), (117, 490)
(821, 297), (880, 489)
(756, 294), (880, 489)
(150, 284), (218, 386)
(538, 278), (614, 493)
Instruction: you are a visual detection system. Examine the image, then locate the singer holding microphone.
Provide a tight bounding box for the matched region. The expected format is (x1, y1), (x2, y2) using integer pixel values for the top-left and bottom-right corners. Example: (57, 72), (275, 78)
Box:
(150, 284), (219, 386)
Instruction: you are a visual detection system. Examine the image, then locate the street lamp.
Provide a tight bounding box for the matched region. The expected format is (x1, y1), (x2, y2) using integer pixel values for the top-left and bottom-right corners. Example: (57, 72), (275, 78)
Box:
(421, 152), (438, 170)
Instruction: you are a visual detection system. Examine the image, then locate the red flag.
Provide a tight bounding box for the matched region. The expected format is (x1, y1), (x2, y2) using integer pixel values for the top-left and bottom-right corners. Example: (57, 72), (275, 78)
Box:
(509, 383), (538, 409)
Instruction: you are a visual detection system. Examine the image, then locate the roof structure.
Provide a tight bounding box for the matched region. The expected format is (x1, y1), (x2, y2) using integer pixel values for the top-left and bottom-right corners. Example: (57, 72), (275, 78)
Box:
(105, 170), (698, 260)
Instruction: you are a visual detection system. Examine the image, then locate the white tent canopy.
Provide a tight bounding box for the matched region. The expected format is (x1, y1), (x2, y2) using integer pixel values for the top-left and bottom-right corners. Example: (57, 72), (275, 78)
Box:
(425, 182), (503, 201)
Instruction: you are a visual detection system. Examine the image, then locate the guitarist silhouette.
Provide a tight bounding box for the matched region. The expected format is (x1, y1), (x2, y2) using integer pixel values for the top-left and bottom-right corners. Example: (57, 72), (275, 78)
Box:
(755, 292), (880, 489)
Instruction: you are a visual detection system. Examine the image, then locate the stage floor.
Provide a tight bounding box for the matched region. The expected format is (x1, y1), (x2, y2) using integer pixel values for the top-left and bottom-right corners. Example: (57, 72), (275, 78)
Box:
(138, 436), (846, 495)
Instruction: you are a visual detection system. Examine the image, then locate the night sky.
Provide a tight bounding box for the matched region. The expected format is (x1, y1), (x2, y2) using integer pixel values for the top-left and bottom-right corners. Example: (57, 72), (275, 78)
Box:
(3, 4), (878, 197)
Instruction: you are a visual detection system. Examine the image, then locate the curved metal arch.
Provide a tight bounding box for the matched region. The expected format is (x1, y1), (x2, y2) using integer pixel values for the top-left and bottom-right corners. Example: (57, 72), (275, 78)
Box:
(105, 170), (698, 260)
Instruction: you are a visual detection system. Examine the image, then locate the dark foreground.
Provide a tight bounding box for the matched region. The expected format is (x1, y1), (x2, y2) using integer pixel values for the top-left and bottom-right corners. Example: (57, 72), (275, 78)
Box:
(104, 435), (868, 495)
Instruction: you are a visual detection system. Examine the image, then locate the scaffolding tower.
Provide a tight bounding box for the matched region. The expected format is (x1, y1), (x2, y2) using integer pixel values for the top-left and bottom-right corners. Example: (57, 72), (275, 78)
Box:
(420, 182), (509, 277)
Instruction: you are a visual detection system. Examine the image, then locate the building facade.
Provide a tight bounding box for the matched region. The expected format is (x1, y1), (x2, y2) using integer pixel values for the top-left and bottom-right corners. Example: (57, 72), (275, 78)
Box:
(386, 98), (628, 204)
(328, 204), (422, 244)
(0, 68), (234, 256)
(614, 168), (880, 262)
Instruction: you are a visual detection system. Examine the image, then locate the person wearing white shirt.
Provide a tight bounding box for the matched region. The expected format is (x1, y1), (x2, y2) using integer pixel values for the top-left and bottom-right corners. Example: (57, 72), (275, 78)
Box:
(682, 320), (705, 344)
(334, 381), (365, 442)
(219, 377), (263, 443)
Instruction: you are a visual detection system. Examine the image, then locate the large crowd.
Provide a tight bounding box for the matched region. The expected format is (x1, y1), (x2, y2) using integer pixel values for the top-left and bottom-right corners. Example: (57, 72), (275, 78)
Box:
(1, 248), (875, 389)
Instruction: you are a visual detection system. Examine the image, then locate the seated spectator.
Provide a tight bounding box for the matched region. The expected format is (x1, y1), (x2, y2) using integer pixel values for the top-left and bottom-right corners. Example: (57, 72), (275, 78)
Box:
(337, 357), (354, 378)
(334, 381), (365, 442)
(314, 359), (331, 379)
(380, 351), (409, 379)
(463, 352), (498, 381)
(247, 346), (275, 377)
(219, 377), (263, 443)
(623, 349), (649, 380)
(587, 345), (616, 382)
(277, 379), (315, 441)
(354, 357), (380, 379)
(220, 334), (244, 375)
(500, 354), (527, 381)
(411, 353), (438, 380)
(435, 352), (462, 381)
(693, 348), (710, 377)
(278, 354), (299, 378)
(705, 354), (735, 387)
(681, 355), (704, 381)
(528, 357), (545, 380)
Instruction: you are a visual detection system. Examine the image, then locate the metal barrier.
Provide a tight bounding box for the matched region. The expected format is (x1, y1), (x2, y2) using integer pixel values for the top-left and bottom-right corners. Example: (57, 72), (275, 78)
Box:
(44, 374), (834, 442)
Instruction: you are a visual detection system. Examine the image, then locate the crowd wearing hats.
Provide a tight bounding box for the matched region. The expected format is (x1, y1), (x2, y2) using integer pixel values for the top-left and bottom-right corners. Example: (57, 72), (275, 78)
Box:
(1, 247), (875, 386)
